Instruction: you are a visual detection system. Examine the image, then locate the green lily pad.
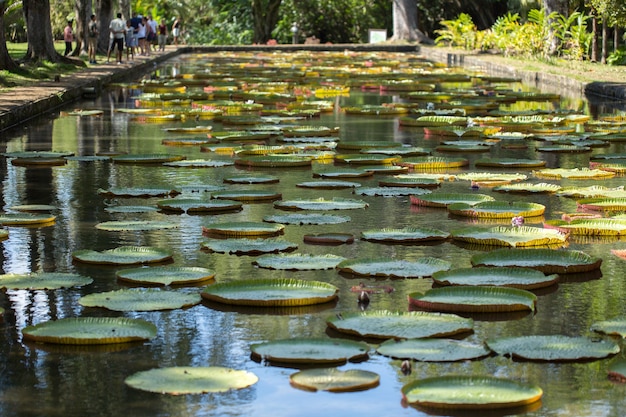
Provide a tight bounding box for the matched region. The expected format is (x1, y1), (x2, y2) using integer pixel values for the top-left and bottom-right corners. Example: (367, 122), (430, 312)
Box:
(537, 144), (591, 153)
(162, 159), (234, 168)
(125, 366), (258, 395)
(493, 182), (562, 194)
(360, 227), (449, 243)
(72, 246), (173, 265)
(398, 156), (468, 169)
(263, 213), (351, 225)
(274, 197), (368, 211)
(22, 317), (157, 345)
(533, 168), (615, 179)
(447, 201), (545, 218)
(290, 368), (379, 392)
(402, 375), (543, 409)
(486, 335), (620, 361)
(410, 193), (494, 208)
(201, 237), (298, 255)
(111, 154), (186, 164)
(201, 278), (338, 306)
(0, 272), (93, 290)
(94, 220), (179, 231)
(475, 158), (546, 168)
(234, 155), (313, 168)
(253, 253), (346, 270)
(156, 198), (242, 213)
(327, 310), (473, 339)
(98, 187), (179, 198)
(456, 172), (528, 183)
(223, 175), (279, 184)
(451, 226), (568, 247)
(312, 168), (374, 179)
(296, 181), (361, 189)
(334, 141), (403, 151)
(470, 248), (602, 273)
(378, 177), (441, 188)
(202, 221), (285, 237)
(544, 219), (626, 235)
(104, 205), (159, 213)
(377, 338), (490, 361)
(432, 267), (559, 289)
(116, 266), (215, 286)
(337, 257), (451, 278)
(79, 288), (201, 311)
(361, 146), (429, 156)
(334, 153), (401, 164)
(9, 204), (57, 212)
(557, 185), (626, 198)
(355, 187), (425, 197)
(210, 190), (282, 202)
(0, 213), (56, 225)
(250, 337), (369, 364)
(3, 151), (74, 159)
(577, 197), (626, 211)
(590, 317), (626, 338)
(408, 286), (537, 313)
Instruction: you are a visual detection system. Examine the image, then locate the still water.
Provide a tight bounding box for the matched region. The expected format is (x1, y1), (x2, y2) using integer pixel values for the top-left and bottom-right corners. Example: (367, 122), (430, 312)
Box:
(0, 51), (625, 417)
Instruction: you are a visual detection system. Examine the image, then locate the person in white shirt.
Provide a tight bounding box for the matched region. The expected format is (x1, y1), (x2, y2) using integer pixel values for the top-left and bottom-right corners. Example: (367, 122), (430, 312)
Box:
(108, 12), (126, 64)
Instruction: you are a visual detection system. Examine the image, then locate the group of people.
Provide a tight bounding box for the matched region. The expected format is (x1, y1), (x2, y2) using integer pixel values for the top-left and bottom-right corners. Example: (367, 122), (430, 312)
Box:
(63, 12), (182, 65)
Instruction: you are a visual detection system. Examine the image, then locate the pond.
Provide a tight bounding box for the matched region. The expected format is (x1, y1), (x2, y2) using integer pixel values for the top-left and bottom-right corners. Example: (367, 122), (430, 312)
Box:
(0, 50), (625, 417)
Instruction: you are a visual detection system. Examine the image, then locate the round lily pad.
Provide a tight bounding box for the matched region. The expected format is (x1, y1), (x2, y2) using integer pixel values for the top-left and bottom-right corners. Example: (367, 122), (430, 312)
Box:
(125, 366), (258, 395)
(72, 246), (173, 265)
(410, 193), (494, 208)
(210, 190), (282, 202)
(447, 201), (545, 218)
(223, 175), (279, 184)
(9, 204), (57, 212)
(486, 335), (620, 361)
(590, 317), (626, 338)
(162, 159), (234, 168)
(398, 156), (468, 169)
(98, 187), (178, 198)
(202, 278), (338, 307)
(104, 205), (159, 213)
(378, 177), (441, 188)
(360, 227), (449, 243)
(327, 310), (473, 339)
(0, 213), (56, 225)
(296, 181), (361, 189)
(470, 248), (602, 273)
(451, 226), (568, 247)
(250, 337), (369, 364)
(334, 153), (401, 164)
(234, 155), (313, 168)
(290, 368), (379, 392)
(0, 272), (93, 290)
(202, 221), (284, 237)
(533, 168), (615, 180)
(303, 233), (354, 245)
(116, 266), (215, 286)
(312, 168), (374, 179)
(493, 182), (562, 194)
(402, 375), (543, 409)
(22, 317), (157, 345)
(274, 197), (368, 211)
(355, 187), (423, 197)
(253, 253), (346, 270)
(408, 286), (537, 313)
(545, 219), (626, 236)
(95, 220), (179, 231)
(111, 154), (186, 164)
(475, 158), (546, 168)
(156, 198), (242, 213)
(337, 257), (451, 278)
(263, 213), (350, 225)
(201, 237), (298, 255)
(432, 267), (559, 289)
(377, 338), (490, 361)
(79, 288), (201, 311)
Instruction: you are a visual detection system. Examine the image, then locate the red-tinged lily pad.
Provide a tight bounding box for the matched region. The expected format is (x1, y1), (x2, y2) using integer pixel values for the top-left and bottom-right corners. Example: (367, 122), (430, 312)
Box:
(608, 359), (626, 382)
(408, 286), (537, 313)
(590, 317), (626, 338)
(125, 366), (258, 395)
(250, 337), (369, 365)
(210, 190), (282, 202)
(377, 338), (490, 362)
(290, 368), (379, 392)
(576, 197), (626, 211)
(486, 335), (620, 362)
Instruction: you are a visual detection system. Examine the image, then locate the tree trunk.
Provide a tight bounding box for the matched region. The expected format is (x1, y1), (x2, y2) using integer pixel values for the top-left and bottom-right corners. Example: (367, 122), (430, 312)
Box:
(23, 0), (65, 62)
(0, 2), (18, 71)
(543, 0), (569, 55)
(591, 16), (598, 62)
(72, 0), (89, 56)
(120, 0), (131, 20)
(97, 0), (114, 54)
(601, 17), (607, 64)
(391, 0), (430, 43)
(615, 26), (620, 52)
(252, 0), (282, 44)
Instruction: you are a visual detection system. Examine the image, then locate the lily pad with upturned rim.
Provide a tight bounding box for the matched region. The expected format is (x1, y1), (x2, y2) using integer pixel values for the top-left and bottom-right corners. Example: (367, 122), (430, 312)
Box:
(303, 233), (354, 245)
(533, 168), (615, 180)
(223, 175), (279, 184)
(474, 158), (546, 168)
(337, 257), (451, 278)
(451, 226), (568, 247)
(72, 246), (173, 265)
(201, 278), (338, 307)
(162, 159), (234, 168)
(327, 310), (473, 339)
(275, 197), (368, 211)
(378, 177), (441, 188)
(94, 220), (179, 231)
(0, 213), (56, 225)
(98, 187), (179, 198)
(156, 198), (242, 213)
(125, 366), (258, 395)
(250, 337), (369, 365)
(116, 266), (215, 286)
(111, 154), (186, 164)
(360, 227), (449, 243)
(410, 193), (494, 208)
(263, 213), (351, 225)
(401, 375), (543, 409)
(78, 288), (201, 311)
(289, 368), (380, 392)
(210, 190), (282, 202)
(447, 201), (545, 219)
(398, 156), (468, 170)
(202, 221), (285, 237)
(22, 317), (157, 345)
(470, 248), (602, 273)
(296, 180), (361, 190)
(104, 205), (159, 214)
(354, 187), (426, 197)
(493, 182), (562, 194)
(201, 238), (298, 255)
(253, 253), (346, 270)
(486, 335), (620, 361)
(0, 272), (93, 290)
(377, 338), (490, 361)
(544, 219), (626, 236)
(408, 286), (537, 313)
(9, 204), (57, 212)
(432, 267), (559, 290)
(312, 168), (374, 179)
(590, 317), (626, 338)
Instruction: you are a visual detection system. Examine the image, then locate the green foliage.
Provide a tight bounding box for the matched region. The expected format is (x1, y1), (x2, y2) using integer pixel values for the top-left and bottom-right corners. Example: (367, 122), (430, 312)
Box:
(607, 48), (626, 65)
(434, 13), (477, 49)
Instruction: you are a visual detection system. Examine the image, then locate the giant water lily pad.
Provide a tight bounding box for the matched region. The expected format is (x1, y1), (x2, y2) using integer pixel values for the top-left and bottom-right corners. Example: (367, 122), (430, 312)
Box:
(334, 153), (401, 164)
(223, 175), (279, 184)
(79, 289), (201, 311)
(486, 335), (620, 361)
(290, 368), (379, 392)
(544, 219), (626, 236)
(0, 272), (93, 290)
(432, 267), (559, 289)
(378, 177), (441, 188)
(327, 310), (473, 339)
(201, 238), (298, 255)
(557, 185), (626, 198)
(0, 213), (56, 225)
(234, 155), (313, 168)
(202, 221), (284, 237)
(493, 182), (562, 194)
(410, 193), (494, 208)
(470, 248), (602, 273)
(274, 198), (368, 211)
(475, 158), (546, 168)
(455, 172), (528, 184)
(263, 213), (350, 225)
(312, 168), (374, 179)
(448, 201), (545, 218)
(111, 154), (186, 164)
(355, 187), (425, 197)
(377, 338), (490, 361)
(296, 180), (361, 190)
(125, 366), (258, 395)
(201, 278), (338, 306)
(590, 317), (626, 338)
(250, 338), (369, 364)
(22, 317), (157, 345)
(451, 226), (568, 247)
(577, 197), (626, 211)
(398, 156), (468, 169)
(408, 286), (537, 313)
(360, 227), (449, 243)
(162, 159), (233, 168)
(98, 187), (178, 198)
(116, 266), (215, 286)
(156, 198), (242, 213)
(533, 168), (615, 179)
(337, 257), (451, 278)
(72, 246), (173, 265)
(210, 190), (282, 202)
(402, 375), (543, 409)
(104, 205), (159, 213)
(95, 220), (179, 231)
(253, 253), (345, 270)
(608, 359), (626, 382)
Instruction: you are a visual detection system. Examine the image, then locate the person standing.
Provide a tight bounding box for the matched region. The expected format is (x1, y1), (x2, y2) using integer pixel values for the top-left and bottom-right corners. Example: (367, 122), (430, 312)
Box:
(172, 17), (181, 46)
(157, 19), (167, 52)
(108, 12), (125, 64)
(125, 19), (135, 62)
(87, 14), (98, 64)
(147, 15), (157, 53)
(63, 20), (73, 56)
(137, 16), (147, 55)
